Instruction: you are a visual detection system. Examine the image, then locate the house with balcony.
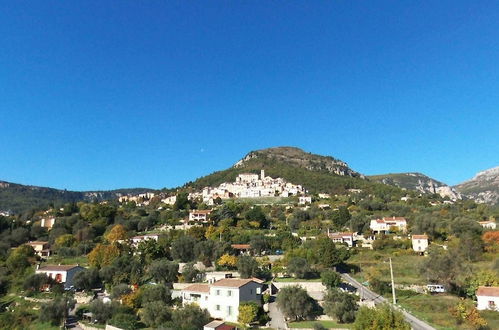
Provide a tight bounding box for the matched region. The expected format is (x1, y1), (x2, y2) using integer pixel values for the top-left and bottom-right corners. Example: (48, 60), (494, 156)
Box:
(370, 217), (407, 234)
(328, 232), (355, 247)
(26, 241), (51, 258)
(181, 278), (264, 323)
(478, 220), (497, 230)
(188, 210), (212, 225)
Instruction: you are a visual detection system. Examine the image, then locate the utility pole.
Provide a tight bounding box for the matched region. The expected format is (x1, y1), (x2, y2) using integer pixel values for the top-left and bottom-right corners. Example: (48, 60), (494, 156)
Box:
(389, 257), (396, 304)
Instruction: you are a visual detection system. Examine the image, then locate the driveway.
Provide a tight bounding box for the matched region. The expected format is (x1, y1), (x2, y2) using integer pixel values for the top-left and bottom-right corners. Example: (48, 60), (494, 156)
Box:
(268, 296), (288, 330)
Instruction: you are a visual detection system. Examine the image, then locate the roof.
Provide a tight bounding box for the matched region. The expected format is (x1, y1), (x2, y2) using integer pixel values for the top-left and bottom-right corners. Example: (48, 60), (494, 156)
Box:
(478, 221), (495, 224)
(190, 209), (211, 214)
(477, 286), (499, 297)
(132, 234), (159, 239)
(383, 217), (407, 222)
(231, 244), (251, 249)
(183, 283), (210, 293)
(37, 265), (82, 272)
(412, 235), (428, 239)
(212, 278), (261, 288)
(27, 241), (49, 245)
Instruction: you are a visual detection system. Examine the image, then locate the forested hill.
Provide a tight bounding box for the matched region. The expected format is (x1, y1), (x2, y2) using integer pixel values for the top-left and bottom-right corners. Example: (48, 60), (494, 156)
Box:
(185, 147), (401, 195)
(0, 181), (156, 214)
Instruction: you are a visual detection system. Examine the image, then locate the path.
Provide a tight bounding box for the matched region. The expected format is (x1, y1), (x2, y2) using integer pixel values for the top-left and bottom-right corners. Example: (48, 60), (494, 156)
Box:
(339, 272), (436, 330)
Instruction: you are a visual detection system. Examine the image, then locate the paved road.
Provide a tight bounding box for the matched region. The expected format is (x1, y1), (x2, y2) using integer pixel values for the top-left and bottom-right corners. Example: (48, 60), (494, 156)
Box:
(268, 297), (288, 330)
(339, 272), (436, 330)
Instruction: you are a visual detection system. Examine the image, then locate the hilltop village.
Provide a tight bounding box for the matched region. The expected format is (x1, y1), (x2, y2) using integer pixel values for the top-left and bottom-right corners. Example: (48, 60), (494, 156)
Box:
(0, 170), (498, 330)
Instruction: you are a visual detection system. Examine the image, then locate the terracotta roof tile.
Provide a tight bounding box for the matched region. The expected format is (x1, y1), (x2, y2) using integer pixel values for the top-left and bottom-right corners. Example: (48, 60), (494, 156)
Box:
(183, 284), (210, 293)
(477, 286), (499, 297)
(212, 278), (259, 288)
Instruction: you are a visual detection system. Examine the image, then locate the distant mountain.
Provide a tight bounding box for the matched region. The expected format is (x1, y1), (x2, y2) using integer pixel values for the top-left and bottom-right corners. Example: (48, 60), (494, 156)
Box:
(0, 180), (156, 214)
(186, 147), (398, 195)
(368, 172), (461, 200)
(454, 166), (499, 205)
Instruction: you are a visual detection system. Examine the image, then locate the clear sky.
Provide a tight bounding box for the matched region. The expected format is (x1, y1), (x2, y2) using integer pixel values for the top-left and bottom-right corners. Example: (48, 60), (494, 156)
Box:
(1, 1), (498, 190)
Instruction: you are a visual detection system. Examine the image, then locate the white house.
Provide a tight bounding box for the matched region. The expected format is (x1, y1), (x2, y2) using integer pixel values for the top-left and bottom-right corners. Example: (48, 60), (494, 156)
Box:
(182, 278), (263, 323)
(476, 286), (499, 311)
(298, 196), (312, 205)
(370, 217), (407, 234)
(478, 220), (497, 230)
(40, 217), (56, 229)
(35, 264), (85, 289)
(188, 210), (212, 225)
(411, 235), (429, 253)
(130, 234), (159, 246)
(27, 241), (51, 258)
(328, 232), (355, 247)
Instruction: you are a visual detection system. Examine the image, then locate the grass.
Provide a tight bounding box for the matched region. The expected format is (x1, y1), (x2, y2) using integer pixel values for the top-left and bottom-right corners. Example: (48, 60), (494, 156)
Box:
(347, 249), (426, 285)
(288, 320), (353, 329)
(46, 255), (88, 266)
(273, 277), (322, 282)
(481, 310), (499, 330)
(28, 322), (60, 330)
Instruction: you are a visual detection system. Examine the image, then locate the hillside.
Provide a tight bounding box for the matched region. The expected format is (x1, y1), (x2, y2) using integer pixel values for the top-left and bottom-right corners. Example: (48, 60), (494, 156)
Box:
(0, 181), (156, 214)
(454, 166), (499, 205)
(186, 147), (400, 195)
(369, 172), (461, 200)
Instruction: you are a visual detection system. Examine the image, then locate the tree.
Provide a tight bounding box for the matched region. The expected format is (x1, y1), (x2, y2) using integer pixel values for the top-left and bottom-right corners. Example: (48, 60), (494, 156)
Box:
(315, 237), (349, 268)
(323, 289), (357, 323)
(354, 305), (410, 330)
(141, 301), (172, 327)
(287, 257), (313, 279)
(277, 285), (318, 321)
(148, 259), (179, 284)
(238, 302), (259, 325)
(237, 256), (260, 278)
(6, 244), (35, 274)
(105, 224), (127, 243)
(111, 283), (132, 299)
(39, 297), (74, 326)
(88, 244), (120, 268)
(73, 268), (100, 291)
(89, 299), (116, 323)
(182, 263), (201, 283)
(171, 235), (197, 262)
(23, 273), (49, 292)
(109, 313), (138, 330)
(55, 234), (76, 248)
(217, 254), (238, 269)
(171, 304), (210, 330)
(250, 235), (268, 256)
(173, 192), (190, 210)
(245, 206), (269, 228)
(141, 284), (171, 305)
(331, 206), (351, 228)
(321, 270), (342, 289)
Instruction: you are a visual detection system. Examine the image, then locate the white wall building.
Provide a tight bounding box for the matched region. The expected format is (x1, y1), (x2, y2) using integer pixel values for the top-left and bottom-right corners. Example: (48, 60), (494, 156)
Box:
(370, 217), (407, 234)
(188, 210), (212, 225)
(130, 234), (159, 246)
(299, 196), (312, 205)
(476, 286), (499, 311)
(40, 217), (56, 229)
(411, 234), (429, 253)
(182, 278), (263, 323)
(328, 232), (355, 247)
(36, 265), (85, 289)
(478, 220), (497, 230)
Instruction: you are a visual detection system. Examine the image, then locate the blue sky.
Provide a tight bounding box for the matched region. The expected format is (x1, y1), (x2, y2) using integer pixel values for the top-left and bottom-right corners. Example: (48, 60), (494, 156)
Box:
(0, 1), (498, 190)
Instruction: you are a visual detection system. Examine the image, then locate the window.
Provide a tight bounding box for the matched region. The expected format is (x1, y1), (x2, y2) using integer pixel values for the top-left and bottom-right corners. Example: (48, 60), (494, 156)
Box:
(216, 305), (220, 311)
(489, 301), (496, 308)
(256, 287), (261, 294)
(227, 290), (232, 297)
(227, 306), (232, 315)
(216, 289), (220, 295)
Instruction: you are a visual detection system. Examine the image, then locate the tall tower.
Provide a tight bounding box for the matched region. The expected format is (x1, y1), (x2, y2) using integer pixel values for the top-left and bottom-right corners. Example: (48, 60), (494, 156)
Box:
(260, 169), (265, 180)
